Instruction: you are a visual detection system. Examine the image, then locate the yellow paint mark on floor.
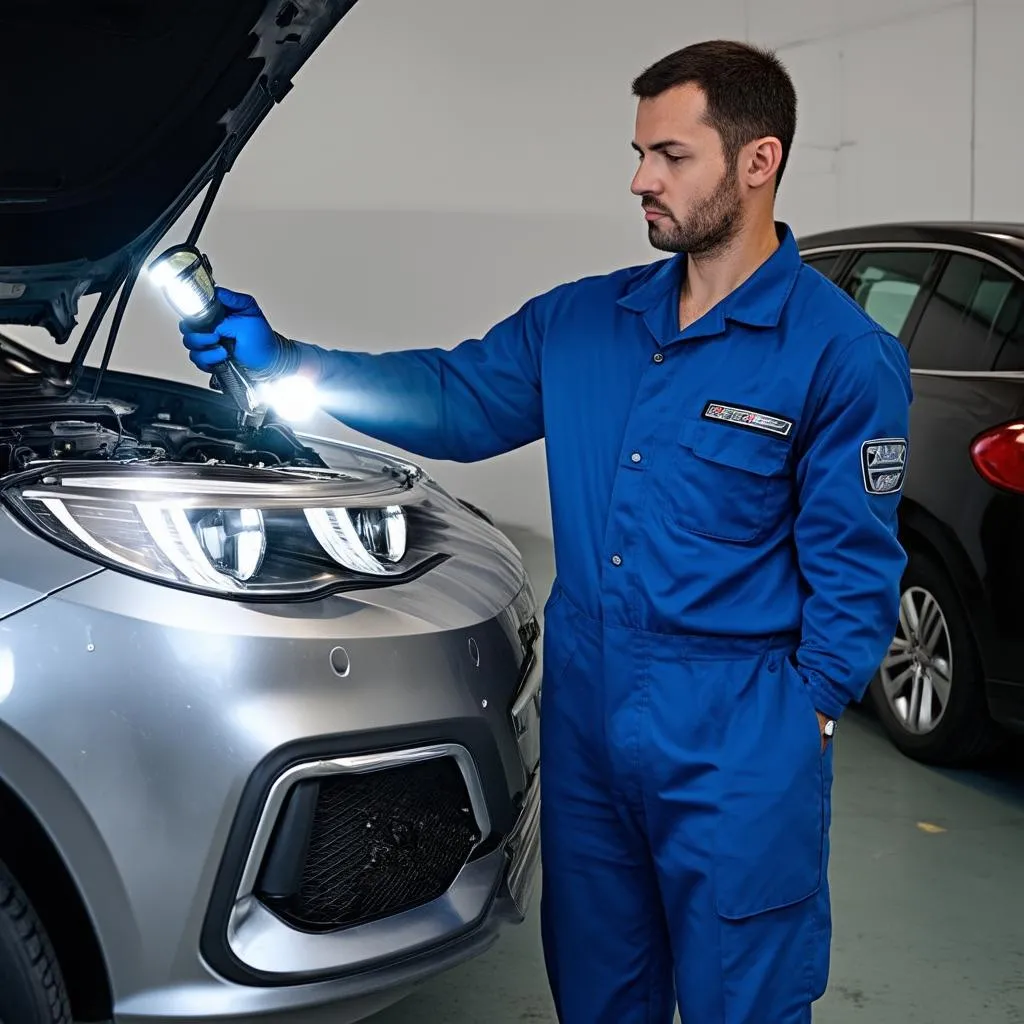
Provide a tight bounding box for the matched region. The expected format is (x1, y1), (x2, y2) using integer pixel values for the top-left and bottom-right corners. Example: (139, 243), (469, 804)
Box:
(916, 821), (947, 834)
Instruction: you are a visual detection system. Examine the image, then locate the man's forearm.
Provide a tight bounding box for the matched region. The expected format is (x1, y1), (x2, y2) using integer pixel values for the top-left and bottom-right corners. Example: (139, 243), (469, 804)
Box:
(251, 313), (547, 464)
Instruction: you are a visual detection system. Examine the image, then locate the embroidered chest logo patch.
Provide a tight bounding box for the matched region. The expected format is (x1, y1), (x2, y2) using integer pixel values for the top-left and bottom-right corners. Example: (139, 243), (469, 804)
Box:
(861, 438), (908, 494)
(702, 400), (794, 438)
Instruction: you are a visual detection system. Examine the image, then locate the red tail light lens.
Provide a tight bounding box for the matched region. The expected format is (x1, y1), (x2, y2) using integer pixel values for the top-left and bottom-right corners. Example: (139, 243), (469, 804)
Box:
(970, 422), (1024, 493)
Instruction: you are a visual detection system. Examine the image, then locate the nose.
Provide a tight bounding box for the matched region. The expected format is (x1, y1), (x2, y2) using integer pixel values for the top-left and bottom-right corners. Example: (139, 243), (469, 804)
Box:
(631, 161), (660, 197)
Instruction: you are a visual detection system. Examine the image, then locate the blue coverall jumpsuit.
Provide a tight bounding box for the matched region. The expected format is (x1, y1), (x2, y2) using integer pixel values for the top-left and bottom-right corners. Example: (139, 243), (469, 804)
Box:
(285, 223), (913, 1022)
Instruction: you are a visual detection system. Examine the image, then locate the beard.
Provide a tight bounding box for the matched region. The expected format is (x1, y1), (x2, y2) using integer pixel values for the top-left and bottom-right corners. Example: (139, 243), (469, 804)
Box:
(644, 166), (743, 258)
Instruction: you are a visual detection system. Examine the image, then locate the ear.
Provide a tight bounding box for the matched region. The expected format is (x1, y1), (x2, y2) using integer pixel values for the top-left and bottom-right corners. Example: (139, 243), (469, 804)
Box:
(740, 137), (784, 190)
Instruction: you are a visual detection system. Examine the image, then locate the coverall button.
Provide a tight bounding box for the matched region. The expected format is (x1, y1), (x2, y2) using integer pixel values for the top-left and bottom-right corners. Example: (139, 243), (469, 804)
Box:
(611, 554), (623, 566)
(630, 452), (642, 463)
(652, 352), (664, 363)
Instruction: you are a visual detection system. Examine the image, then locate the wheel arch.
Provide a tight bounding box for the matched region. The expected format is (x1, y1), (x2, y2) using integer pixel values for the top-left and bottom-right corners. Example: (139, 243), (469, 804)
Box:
(898, 498), (993, 679)
(0, 776), (113, 1022)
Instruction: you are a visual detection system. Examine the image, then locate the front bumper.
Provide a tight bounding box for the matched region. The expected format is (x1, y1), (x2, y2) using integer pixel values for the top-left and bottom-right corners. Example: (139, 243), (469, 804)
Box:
(222, 746), (538, 980)
(117, 769), (541, 1024)
(0, 536), (542, 1024)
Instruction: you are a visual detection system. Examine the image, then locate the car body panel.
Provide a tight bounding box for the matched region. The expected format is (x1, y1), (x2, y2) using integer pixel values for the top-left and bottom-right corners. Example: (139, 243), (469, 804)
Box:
(0, 496), (539, 1019)
(0, 515), (102, 619)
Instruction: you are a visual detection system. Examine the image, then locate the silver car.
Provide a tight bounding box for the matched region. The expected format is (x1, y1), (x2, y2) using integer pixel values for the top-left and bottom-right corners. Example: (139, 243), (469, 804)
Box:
(0, 3), (542, 1022)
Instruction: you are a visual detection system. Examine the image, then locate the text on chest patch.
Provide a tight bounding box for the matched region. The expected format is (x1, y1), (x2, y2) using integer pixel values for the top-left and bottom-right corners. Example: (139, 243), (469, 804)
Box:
(701, 400), (794, 438)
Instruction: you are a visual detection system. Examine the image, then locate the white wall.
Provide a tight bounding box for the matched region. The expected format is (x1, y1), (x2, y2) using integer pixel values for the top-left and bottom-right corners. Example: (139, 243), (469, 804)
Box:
(40, 0), (1024, 537)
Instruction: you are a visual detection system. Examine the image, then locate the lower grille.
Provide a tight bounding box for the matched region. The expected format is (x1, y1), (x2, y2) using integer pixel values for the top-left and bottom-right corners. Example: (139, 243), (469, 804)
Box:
(262, 756), (480, 931)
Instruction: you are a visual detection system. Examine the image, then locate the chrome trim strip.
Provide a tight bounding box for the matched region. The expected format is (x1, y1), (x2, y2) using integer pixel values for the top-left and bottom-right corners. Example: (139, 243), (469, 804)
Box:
(506, 771), (541, 918)
(228, 850), (506, 976)
(511, 651), (541, 731)
(910, 369), (1024, 380)
(236, 743), (491, 899)
(511, 650), (541, 775)
(227, 743), (495, 976)
(799, 239), (1024, 284)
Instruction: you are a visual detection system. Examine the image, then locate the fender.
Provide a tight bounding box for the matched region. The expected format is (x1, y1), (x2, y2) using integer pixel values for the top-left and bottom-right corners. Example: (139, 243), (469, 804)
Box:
(0, 723), (141, 1000)
(897, 498), (995, 676)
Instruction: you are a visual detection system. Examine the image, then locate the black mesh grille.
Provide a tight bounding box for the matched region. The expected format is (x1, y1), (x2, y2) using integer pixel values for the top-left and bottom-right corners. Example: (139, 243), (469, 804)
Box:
(264, 756), (480, 931)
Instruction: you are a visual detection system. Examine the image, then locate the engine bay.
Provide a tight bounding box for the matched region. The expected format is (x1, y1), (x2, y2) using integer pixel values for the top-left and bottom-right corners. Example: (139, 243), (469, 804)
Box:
(0, 343), (330, 478)
(0, 413), (328, 477)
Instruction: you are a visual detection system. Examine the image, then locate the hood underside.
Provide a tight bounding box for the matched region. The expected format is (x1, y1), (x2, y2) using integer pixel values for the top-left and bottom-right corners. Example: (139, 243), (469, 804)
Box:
(0, 0), (357, 345)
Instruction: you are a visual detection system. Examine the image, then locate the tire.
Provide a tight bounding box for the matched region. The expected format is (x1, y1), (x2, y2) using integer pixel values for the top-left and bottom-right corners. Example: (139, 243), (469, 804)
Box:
(868, 547), (1006, 767)
(0, 857), (71, 1024)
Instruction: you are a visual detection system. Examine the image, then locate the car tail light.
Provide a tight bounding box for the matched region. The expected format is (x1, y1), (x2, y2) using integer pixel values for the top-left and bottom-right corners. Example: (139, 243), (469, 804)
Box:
(970, 422), (1024, 493)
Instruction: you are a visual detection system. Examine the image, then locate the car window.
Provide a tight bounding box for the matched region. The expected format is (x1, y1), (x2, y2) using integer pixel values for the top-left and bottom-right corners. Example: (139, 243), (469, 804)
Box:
(909, 253), (1024, 371)
(993, 301), (1024, 370)
(802, 252), (843, 280)
(842, 250), (935, 340)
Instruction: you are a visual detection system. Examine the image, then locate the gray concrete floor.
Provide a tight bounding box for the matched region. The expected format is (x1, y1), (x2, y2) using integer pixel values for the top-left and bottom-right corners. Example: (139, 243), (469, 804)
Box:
(370, 525), (1024, 1023)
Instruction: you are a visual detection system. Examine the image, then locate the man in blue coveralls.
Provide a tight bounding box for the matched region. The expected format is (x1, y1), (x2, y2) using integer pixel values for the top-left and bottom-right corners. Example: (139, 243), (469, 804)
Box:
(181, 39), (911, 1024)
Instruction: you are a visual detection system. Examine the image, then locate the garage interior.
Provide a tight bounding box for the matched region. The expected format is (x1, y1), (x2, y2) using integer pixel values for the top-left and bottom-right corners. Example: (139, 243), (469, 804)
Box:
(127, 2), (1024, 1018)
(6, 0), (1024, 1022)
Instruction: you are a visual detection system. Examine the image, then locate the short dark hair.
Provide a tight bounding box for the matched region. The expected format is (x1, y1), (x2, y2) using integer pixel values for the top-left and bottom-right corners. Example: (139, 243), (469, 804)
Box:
(632, 40), (797, 190)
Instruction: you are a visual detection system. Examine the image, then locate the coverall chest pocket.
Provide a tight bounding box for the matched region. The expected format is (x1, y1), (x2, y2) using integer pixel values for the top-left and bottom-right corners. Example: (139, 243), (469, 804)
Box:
(671, 419), (792, 543)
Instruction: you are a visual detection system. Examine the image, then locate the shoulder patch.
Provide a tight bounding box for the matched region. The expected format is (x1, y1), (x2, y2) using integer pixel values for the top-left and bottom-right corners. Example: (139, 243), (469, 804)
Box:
(702, 401), (794, 438)
(861, 438), (908, 494)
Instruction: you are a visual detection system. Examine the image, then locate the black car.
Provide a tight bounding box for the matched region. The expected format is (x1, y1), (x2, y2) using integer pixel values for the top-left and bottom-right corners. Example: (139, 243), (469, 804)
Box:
(797, 222), (1024, 766)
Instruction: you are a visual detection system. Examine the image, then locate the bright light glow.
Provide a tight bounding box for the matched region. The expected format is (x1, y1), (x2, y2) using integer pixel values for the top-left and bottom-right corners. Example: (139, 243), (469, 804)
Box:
(147, 256), (179, 290)
(147, 246), (217, 320)
(0, 648), (14, 705)
(256, 375), (321, 423)
(162, 275), (213, 319)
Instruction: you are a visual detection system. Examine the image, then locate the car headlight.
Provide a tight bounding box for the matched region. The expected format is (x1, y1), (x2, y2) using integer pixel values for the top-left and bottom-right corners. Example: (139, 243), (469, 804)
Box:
(0, 462), (441, 600)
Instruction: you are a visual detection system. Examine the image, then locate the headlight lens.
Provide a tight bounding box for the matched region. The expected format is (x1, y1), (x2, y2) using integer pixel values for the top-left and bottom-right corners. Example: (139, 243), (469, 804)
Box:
(2, 463), (436, 599)
(190, 508), (266, 582)
(305, 506), (407, 575)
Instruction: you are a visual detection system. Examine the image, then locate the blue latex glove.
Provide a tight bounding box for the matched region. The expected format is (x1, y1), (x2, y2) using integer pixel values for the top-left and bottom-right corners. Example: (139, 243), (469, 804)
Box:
(180, 287), (281, 375)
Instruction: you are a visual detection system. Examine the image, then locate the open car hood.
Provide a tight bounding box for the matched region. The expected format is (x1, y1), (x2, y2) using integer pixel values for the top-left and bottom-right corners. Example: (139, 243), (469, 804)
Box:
(0, 1), (358, 348)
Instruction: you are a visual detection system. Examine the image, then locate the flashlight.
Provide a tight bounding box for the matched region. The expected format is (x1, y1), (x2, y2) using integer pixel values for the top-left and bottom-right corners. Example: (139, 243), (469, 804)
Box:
(147, 244), (263, 425)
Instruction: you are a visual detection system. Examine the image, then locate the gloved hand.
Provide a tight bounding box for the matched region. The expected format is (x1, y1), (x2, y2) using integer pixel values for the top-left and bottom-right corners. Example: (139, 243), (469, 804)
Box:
(180, 287), (281, 376)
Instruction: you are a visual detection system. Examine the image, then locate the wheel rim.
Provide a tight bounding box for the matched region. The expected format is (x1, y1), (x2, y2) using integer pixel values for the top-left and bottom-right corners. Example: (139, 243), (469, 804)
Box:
(879, 585), (953, 735)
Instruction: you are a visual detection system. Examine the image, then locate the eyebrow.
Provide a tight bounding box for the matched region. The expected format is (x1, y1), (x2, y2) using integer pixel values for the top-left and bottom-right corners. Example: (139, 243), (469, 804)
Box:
(632, 140), (688, 154)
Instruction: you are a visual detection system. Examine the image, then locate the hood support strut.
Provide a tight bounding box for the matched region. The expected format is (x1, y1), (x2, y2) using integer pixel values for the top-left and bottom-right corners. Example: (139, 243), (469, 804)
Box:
(70, 158), (230, 400)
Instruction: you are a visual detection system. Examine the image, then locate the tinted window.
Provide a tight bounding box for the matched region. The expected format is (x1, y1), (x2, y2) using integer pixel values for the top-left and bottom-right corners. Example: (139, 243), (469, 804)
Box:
(802, 252), (842, 280)
(994, 303), (1024, 369)
(843, 250), (935, 340)
(910, 254), (1024, 371)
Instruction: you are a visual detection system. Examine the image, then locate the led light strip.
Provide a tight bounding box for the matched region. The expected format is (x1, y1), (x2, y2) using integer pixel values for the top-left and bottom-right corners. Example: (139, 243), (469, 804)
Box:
(136, 503), (246, 590)
(305, 508), (397, 576)
(41, 498), (127, 567)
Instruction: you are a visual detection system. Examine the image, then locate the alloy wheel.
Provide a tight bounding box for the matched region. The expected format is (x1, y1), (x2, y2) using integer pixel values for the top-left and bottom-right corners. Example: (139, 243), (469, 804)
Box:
(878, 586), (953, 735)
